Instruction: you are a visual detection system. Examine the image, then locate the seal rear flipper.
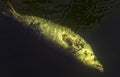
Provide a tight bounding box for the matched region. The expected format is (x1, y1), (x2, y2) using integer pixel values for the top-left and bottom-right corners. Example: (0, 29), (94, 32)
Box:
(2, 0), (21, 19)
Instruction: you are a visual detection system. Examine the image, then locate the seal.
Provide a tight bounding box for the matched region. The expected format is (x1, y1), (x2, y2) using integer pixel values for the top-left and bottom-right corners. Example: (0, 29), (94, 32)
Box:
(2, 0), (104, 72)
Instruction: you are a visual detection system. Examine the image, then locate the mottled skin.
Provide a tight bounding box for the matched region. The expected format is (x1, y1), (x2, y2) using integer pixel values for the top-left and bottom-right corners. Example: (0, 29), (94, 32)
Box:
(3, 1), (104, 72)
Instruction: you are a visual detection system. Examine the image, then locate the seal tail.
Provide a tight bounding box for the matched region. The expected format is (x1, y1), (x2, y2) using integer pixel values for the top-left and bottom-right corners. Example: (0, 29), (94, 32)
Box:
(2, 0), (20, 18)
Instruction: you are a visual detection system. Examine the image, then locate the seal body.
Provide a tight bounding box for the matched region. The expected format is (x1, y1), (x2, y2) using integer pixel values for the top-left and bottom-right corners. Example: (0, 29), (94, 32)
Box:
(5, 2), (104, 72)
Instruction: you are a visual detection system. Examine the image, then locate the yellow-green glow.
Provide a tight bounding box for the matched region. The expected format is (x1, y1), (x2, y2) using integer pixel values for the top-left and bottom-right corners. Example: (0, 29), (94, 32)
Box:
(6, 2), (104, 72)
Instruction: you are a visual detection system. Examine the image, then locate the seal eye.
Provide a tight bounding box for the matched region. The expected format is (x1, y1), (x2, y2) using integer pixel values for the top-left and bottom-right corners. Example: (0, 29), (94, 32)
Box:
(90, 53), (93, 56)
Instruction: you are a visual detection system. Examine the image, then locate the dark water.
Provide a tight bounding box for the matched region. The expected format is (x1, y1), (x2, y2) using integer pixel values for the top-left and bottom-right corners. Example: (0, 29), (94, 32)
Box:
(0, 6), (120, 77)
